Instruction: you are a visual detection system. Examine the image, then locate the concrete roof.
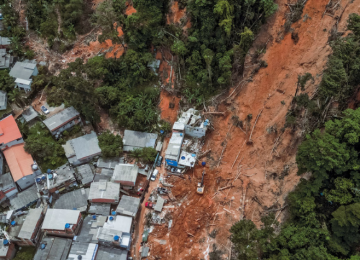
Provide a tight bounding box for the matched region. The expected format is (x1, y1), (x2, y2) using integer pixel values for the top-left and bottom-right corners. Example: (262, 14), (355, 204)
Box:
(178, 150), (196, 167)
(96, 247), (127, 260)
(67, 243), (98, 260)
(22, 106), (38, 122)
(103, 215), (132, 234)
(53, 188), (89, 212)
(34, 237), (72, 260)
(112, 164), (138, 185)
(76, 164), (94, 185)
(43, 106), (79, 132)
(88, 181), (120, 202)
(123, 130), (157, 152)
(0, 239), (10, 257)
(141, 247), (150, 258)
(165, 132), (184, 161)
(97, 157), (124, 169)
(70, 132), (101, 160)
(48, 164), (76, 190)
(173, 121), (185, 131)
(154, 196), (165, 212)
(17, 208), (42, 239)
(116, 195), (140, 217)
(9, 61), (36, 80)
(42, 209), (80, 231)
(88, 203), (111, 215)
(10, 185), (38, 211)
(75, 215), (107, 243)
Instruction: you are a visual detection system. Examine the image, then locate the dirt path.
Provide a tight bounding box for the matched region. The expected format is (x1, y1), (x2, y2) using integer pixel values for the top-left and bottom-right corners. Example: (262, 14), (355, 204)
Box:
(147, 0), (359, 259)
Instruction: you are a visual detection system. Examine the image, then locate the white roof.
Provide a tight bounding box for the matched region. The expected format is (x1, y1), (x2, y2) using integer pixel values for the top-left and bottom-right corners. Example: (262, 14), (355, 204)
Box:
(15, 78), (31, 85)
(172, 122), (185, 131)
(103, 215), (132, 233)
(18, 208), (42, 239)
(178, 151), (197, 167)
(68, 243), (98, 260)
(169, 132), (184, 144)
(42, 209), (80, 230)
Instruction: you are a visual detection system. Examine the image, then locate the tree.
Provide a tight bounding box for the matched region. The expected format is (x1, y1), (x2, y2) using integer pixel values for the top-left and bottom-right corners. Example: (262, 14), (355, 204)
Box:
(98, 130), (123, 157)
(129, 147), (157, 163)
(0, 70), (15, 92)
(325, 178), (355, 205)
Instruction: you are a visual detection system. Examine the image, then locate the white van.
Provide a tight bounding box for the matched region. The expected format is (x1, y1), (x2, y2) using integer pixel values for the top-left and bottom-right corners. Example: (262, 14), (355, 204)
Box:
(150, 169), (159, 181)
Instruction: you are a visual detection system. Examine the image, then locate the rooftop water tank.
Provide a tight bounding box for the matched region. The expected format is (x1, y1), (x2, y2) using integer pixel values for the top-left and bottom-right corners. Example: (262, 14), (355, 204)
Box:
(40, 244), (46, 250)
(32, 164), (38, 171)
(3, 240), (8, 245)
(92, 215), (97, 220)
(47, 169), (52, 174)
(78, 256), (82, 260)
(65, 223), (70, 229)
(111, 211), (116, 216)
(109, 216), (114, 221)
(41, 176), (46, 181)
(11, 221), (16, 226)
(114, 235), (120, 241)
(48, 174), (53, 180)
(36, 178), (41, 183)
(181, 156), (185, 160)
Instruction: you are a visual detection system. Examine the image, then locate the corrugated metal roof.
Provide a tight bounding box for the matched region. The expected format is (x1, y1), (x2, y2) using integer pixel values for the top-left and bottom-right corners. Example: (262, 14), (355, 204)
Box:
(53, 188), (89, 211)
(9, 61), (36, 80)
(48, 164), (76, 190)
(76, 164), (94, 185)
(10, 185), (38, 211)
(88, 181), (120, 202)
(141, 247), (149, 258)
(116, 195), (140, 217)
(88, 203), (111, 215)
(15, 78), (31, 85)
(123, 130), (158, 152)
(70, 132), (101, 160)
(67, 243), (98, 260)
(0, 172), (15, 187)
(154, 196), (165, 212)
(75, 215), (106, 243)
(42, 209), (80, 230)
(112, 164), (138, 185)
(96, 247), (127, 260)
(21, 106), (38, 122)
(97, 157), (124, 169)
(34, 237), (72, 260)
(18, 208), (42, 239)
(43, 106), (79, 132)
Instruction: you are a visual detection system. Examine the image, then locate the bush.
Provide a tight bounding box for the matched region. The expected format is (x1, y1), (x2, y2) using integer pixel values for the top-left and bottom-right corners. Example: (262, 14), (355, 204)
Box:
(98, 130), (123, 157)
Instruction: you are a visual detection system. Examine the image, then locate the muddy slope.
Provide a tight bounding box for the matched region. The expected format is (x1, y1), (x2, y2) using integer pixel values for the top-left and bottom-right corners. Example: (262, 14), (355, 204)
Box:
(148, 0), (360, 259)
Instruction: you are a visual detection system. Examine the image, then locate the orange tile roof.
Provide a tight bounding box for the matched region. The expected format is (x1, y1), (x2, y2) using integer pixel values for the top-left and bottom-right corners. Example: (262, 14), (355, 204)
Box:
(0, 115), (22, 146)
(3, 144), (34, 182)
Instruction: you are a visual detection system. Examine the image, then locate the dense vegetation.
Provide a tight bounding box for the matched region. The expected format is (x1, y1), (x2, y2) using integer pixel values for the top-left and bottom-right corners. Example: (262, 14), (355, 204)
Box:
(230, 14), (360, 260)
(98, 130), (123, 157)
(129, 147), (158, 163)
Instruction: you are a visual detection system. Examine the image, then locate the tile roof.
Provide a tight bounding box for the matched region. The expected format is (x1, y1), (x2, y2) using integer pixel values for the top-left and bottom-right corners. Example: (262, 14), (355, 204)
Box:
(42, 209), (80, 231)
(0, 115), (22, 146)
(88, 203), (111, 215)
(97, 157), (124, 169)
(74, 215), (107, 243)
(43, 106), (80, 132)
(75, 164), (94, 185)
(3, 144), (34, 182)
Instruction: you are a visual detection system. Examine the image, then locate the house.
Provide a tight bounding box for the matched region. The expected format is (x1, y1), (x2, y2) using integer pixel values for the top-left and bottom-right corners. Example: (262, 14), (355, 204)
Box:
(8, 208), (44, 246)
(97, 215), (132, 250)
(116, 195), (140, 218)
(0, 49), (12, 70)
(9, 60), (38, 92)
(0, 37), (10, 48)
(0, 115), (42, 190)
(74, 215), (107, 244)
(75, 164), (94, 185)
(93, 168), (113, 182)
(37, 164), (76, 194)
(88, 181), (120, 204)
(41, 209), (82, 238)
(96, 247), (127, 260)
(21, 106), (38, 125)
(178, 151), (196, 168)
(123, 130), (158, 152)
(43, 106), (81, 137)
(97, 157), (124, 169)
(0, 239), (16, 260)
(62, 131), (101, 166)
(67, 243), (98, 260)
(9, 185), (39, 211)
(141, 247), (150, 259)
(88, 203), (111, 216)
(165, 132), (184, 167)
(112, 164), (138, 188)
(0, 91), (6, 111)
(34, 237), (72, 260)
(0, 173), (18, 199)
(53, 188), (89, 212)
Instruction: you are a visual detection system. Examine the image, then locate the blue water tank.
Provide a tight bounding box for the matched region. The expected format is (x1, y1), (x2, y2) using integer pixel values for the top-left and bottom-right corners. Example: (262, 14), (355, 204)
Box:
(3, 240), (8, 245)
(92, 215), (97, 220)
(109, 216), (114, 221)
(36, 178), (41, 183)
(40, 244), (46, 249)
(181, 156), (185, 160)
(180, 133), (183, 136)
(11, 221), (16, 226)
(48, 174), (53, 180)
(65, 223), (70, 229)
(160, 130), (164, 134)
(114, 235), (120, 241)
(41, 176), (46, 181)
(47, 169), (52, 174)
(201, 162), (206, 167)
(191, 154), (196, 157)
(112, 211), (116, 216)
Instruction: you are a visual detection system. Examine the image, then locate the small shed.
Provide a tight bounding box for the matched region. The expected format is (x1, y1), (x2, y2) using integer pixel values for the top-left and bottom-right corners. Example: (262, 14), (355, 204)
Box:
(21, 106), (38, 124)
(112, 164), (138, 187)
(154, 196), (165, 212)
(141, 246), (150, 258)
(116, 195), (140, 218)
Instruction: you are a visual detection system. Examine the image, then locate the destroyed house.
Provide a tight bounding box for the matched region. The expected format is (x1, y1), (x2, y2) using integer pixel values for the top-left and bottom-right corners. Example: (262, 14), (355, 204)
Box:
(67, 243), (98, 260)
(88, 181), (120, 204)
(116, 195), (140, 218)
(43, 106), (81, 137)
(41, 209), (82, 238)
(34, 237), (72, 260)
(123, 130), (158, 152)
(97, 215), (132, 250)
(53, 188), (89, 212)
(112, 164), (138, 187)
(8, 208), (43, 246)
(63, 131), (101, 166)
(165, 132), (184, 167)
(9, 61), (38, 91)
(0, 91), (6, 111)
(37, 164), (76, 194)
